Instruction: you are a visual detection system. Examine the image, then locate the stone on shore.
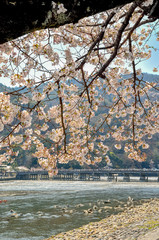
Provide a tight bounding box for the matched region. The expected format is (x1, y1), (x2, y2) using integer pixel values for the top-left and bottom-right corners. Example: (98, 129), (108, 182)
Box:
(45, 198), (159, 240)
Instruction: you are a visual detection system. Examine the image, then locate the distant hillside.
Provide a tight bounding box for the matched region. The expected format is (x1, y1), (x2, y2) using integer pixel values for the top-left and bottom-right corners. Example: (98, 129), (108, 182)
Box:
(122, 72), (159, 82)
(0, 82), (13, 92)
(140, 72), (159, 83)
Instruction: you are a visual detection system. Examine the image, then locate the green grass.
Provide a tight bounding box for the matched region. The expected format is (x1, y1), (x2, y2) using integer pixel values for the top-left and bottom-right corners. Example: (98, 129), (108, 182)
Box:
(138, 220), (159, 230)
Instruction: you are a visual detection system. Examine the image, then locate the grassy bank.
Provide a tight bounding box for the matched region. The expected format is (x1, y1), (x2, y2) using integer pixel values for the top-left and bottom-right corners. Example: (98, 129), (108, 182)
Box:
(46, 198), (159, 240)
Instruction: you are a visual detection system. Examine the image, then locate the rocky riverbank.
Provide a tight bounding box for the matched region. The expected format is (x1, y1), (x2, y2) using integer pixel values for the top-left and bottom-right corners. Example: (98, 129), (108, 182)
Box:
(46, 198), (159, 240)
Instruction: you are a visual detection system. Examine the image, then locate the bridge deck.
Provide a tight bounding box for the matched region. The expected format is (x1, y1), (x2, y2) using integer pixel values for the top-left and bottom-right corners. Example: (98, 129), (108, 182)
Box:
(1, 169), (159, 181)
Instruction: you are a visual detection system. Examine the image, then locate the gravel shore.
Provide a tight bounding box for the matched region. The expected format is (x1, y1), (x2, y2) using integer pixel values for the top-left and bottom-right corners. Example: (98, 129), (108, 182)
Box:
(46, 198), (159, 240)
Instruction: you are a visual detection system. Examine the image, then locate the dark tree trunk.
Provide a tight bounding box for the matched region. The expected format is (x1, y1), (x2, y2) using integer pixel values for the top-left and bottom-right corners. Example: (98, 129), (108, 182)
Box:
(0, 0), (158, 44)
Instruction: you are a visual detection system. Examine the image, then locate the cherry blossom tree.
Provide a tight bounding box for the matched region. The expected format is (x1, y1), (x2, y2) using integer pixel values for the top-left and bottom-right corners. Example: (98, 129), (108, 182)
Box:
(0, 0), (159, 175)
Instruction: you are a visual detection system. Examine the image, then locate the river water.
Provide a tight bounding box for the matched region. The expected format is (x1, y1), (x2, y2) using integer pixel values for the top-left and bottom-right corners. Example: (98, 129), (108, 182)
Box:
(1, 180), (159, 240)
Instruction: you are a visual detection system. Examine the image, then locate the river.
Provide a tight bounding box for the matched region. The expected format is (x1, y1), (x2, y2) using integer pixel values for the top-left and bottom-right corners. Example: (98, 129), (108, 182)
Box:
(1, 180), (159, 240)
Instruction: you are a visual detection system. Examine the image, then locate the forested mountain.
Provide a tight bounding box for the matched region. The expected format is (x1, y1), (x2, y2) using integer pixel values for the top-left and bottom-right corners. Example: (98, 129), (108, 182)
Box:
(0, 73), (158, 169)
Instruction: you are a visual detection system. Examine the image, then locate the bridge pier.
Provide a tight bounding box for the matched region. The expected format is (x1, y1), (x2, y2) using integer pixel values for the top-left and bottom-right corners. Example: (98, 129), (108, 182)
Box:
(41, 174), (49, 180)
(37, 174), (41, 180)
(93, 173), (100, 181)
(123, 173), (130, 182)
(62, 174), (66, 180)
(53, 173), (62, 180)
(30, 174), (38, 180)
(66, 173), (74, 180)
(140, 173), (148, 182)
(107, 173), (117, 182)
(80, 173), (87, 180)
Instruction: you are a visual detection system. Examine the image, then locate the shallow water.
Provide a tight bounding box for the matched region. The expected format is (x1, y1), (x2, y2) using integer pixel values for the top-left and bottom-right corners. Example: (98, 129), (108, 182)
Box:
(1, 180), (159, 240)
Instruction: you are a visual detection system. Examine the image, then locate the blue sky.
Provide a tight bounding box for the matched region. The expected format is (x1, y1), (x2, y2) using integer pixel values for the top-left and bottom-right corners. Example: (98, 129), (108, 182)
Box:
(138, 35), (159, 73)
(137, 22), (159, 74)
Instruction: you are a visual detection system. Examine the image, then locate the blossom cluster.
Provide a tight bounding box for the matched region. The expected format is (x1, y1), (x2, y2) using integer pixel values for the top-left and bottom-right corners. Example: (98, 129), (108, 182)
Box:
(0, 2), (158, 172)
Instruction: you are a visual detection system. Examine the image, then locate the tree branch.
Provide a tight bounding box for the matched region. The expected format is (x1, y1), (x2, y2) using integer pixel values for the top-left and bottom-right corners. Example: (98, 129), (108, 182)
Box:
(1, 0), (159, 44)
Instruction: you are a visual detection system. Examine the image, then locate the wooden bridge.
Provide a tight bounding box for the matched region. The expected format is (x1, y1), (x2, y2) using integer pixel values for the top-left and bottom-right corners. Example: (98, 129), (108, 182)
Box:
(1, 168), (159, 182)
(16, 170), (49, 180)
(53, 169), (159, 182)
(0, 170), (49, 181)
